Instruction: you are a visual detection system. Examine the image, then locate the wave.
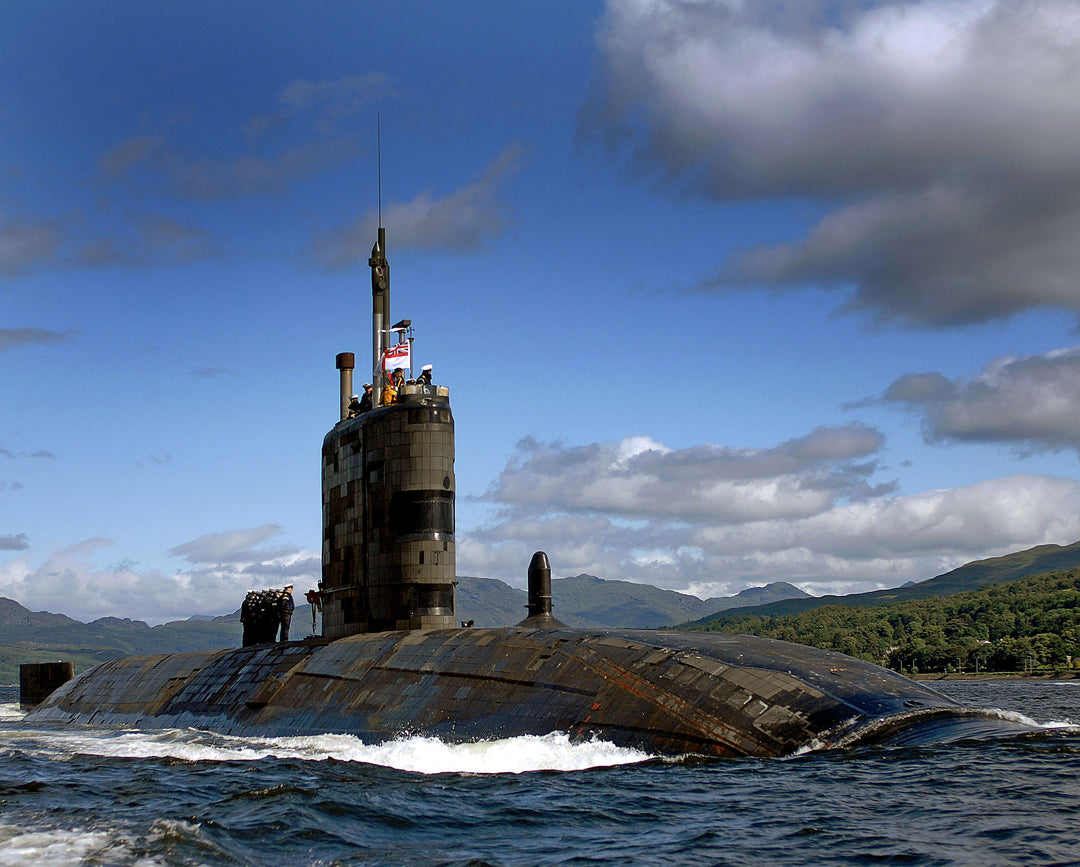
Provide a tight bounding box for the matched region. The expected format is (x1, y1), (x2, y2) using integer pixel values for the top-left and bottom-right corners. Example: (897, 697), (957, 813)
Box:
(981, 706), (1080, 731)
(0, 825), (146, 867)
(4, 700), (1072, 774)
(0, 703), (652, 774)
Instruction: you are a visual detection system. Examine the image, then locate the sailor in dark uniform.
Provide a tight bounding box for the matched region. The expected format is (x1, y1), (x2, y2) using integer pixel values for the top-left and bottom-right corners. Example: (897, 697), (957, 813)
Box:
(357, 382), (373, 412)
(279, 584), (294, 642)
(240, 592), (256, 646)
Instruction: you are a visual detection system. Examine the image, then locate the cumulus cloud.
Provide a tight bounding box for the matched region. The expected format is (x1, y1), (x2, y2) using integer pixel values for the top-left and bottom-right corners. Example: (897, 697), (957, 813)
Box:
(485, 424), (889, 524)
(877, 345), (1080, 453)
(0, 529), (319, 624)
(311, 144), (525, 268)
(582, 0), (1080, 326)
(460, 425), (1080, 595)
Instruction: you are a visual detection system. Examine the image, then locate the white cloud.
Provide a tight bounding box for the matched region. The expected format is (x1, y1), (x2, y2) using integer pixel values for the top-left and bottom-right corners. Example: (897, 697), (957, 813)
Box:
(583, 0), (1080, 325)
(0, 529), (319, 624)
(484, 424), (888, 523)
(460, 424), (1080, 594)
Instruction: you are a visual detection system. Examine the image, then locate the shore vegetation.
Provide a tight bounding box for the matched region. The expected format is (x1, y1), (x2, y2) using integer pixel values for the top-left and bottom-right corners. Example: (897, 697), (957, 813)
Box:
(694, 569), (1080, 676)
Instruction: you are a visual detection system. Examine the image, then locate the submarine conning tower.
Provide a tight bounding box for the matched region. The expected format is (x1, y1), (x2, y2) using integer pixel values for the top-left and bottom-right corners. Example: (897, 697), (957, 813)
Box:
(320, 227), (456, 639)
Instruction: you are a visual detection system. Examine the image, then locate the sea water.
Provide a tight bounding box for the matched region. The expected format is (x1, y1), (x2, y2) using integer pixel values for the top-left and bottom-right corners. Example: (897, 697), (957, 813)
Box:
(0, 680), (1078, 866)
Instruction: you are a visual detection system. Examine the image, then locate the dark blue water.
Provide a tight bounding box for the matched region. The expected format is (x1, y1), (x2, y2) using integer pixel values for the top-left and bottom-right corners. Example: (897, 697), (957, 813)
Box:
(1, 680), (1078, 866)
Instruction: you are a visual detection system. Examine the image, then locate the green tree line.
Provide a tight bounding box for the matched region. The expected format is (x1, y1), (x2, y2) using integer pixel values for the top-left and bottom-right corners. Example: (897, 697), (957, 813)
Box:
(694, 568), (1080, 674)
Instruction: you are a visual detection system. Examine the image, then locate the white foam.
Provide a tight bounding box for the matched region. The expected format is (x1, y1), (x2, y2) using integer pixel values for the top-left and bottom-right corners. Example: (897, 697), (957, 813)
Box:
(0, 726), (653, 774)
(0, 702), (25, 723)
(320, 731), (654, 774)
(979, 706), (1080, 730)
(0, 825), (160, 867)
(983, 707), (1042, 728)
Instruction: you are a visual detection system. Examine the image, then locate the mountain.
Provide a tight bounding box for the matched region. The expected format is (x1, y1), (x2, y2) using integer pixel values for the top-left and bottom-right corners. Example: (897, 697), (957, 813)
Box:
(0, 600), (247, 684)
(454, 576), (530, 626)
(718, 582), (810, 610)
(0, 575), (809, 682)
(539, 574), (714, 629)
(454, 575), (809, 629)
(8, 540), (1079, 684)
(686, 539), (1080, 629)
(0, 597), (79, 628)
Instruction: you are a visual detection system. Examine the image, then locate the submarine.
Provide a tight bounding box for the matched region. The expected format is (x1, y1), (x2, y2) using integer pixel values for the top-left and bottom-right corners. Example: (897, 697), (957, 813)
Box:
(23, 226), (1035, 757)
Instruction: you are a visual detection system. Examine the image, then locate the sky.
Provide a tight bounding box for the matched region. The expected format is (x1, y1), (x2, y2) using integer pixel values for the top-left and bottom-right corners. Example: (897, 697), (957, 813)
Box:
(5, 0), (1080, 624)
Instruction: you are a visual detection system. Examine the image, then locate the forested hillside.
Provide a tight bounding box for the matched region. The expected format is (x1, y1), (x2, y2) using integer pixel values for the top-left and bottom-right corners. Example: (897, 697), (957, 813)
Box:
(692, 568), (1080, 674)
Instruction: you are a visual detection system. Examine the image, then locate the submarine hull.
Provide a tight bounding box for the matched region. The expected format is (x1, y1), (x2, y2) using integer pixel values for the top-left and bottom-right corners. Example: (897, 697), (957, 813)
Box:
(25, 626), (1031, 757)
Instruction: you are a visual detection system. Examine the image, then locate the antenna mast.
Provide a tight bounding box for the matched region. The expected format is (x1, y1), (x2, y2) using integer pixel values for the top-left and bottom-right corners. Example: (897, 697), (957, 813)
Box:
(369, 116), (389, 406)
(377, 114), (382, 228)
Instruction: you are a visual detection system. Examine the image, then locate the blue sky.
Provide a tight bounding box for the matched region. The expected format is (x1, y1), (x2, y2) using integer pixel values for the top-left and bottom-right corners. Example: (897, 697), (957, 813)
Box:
(5, 0), (1080, 623)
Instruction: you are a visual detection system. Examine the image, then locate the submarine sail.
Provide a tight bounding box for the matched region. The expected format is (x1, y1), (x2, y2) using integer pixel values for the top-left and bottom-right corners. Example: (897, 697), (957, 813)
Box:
(321, 224), (455, 638)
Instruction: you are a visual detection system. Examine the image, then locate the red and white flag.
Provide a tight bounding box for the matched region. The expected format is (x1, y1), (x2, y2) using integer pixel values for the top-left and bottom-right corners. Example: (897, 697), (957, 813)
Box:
(382, 342), (410, 371)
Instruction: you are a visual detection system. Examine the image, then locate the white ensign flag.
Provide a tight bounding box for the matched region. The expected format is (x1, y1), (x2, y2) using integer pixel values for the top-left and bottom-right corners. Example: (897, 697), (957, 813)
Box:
(382, 342), (410, 371)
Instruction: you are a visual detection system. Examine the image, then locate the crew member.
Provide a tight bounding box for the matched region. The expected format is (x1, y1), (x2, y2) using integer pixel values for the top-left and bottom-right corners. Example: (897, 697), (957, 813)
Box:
(347, 394), (362, 418)
(279, 584), (294, 642)
(380, 371), (396, 406)
(357, 382), (373, 412)
(240, 592), (255, 646)
(418, 364), (433, 392)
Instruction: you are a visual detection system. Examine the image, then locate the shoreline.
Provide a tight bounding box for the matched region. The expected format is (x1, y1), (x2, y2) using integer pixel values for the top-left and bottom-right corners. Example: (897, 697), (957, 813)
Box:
(909, 671), (1080, 681)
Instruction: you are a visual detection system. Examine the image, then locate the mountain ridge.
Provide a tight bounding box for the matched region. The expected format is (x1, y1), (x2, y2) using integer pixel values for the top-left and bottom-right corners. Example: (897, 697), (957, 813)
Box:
(686, 539), (1080, 628)
(7, 539), (1079, 684)
(0, 575), (806, 682)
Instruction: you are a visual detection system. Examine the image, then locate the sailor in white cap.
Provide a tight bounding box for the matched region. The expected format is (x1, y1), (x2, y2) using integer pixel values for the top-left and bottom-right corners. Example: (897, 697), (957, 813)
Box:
(347, 393), (362, 418)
